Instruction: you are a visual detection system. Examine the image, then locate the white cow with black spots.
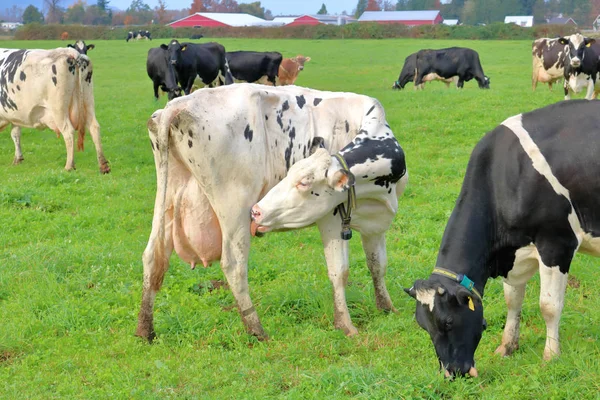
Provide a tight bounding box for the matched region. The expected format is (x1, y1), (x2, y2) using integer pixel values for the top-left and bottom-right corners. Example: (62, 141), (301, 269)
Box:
(0, 47), (109, 173)
(137, 83), (407, 341)
(405, 100), (600, 377)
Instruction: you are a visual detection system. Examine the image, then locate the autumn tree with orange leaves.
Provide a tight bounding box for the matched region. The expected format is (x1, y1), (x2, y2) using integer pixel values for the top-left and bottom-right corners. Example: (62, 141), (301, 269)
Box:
(365, 0), (382, 11)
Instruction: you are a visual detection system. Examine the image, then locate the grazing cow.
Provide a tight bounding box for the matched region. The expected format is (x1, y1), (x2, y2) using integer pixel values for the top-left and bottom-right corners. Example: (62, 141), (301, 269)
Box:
(0, 47), (110, 173)
(126, 31), (135, 42)
(189, 33), (204, 40)
(559, 33), (600, 100)
(146, 47), (181, 101)
(531, 37), (566, 91)
(139, 30), (152, 40)
(60, 31), (69, 41)
(67, 40), (95, 55)
(278, 55), (311, 86)
(392, 52), (457, 90)
(415, 47), (490, 89)
(162, 40), (233, 95)
(405, 100), (600, 377)
(226, 51), (282, 86)
(136, 83), (406, 342)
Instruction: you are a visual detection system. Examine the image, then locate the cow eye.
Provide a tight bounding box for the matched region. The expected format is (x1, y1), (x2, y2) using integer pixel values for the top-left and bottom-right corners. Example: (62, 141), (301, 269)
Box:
(444, 318), (453, 331)
(296, 179), (311, 191)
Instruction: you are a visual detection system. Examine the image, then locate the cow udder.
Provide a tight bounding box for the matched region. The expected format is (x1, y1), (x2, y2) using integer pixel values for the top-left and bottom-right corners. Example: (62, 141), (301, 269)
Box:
(172, 178), (222, 268)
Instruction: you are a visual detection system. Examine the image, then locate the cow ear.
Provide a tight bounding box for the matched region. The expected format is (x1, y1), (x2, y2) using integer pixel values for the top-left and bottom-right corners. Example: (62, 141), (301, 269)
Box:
(67, 44), (74, 49)
(309, 137), (325, 154)
(87, 44), (95, 50)
(181, 45), (187, 52)
(160, 44), (168, 50)
(558, 37), (569, 45)
(305, 57), (311, 62)
(456, 287), (480, 310)
(586, 38), (596, 47)
(404, 286), (416, 299)
(329, 168), (355, 192)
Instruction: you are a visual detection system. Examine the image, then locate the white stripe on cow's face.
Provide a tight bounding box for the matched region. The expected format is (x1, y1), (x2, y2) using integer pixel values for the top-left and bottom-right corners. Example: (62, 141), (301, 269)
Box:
(501, 115), (583, 252)
(416, 288), (436, 312)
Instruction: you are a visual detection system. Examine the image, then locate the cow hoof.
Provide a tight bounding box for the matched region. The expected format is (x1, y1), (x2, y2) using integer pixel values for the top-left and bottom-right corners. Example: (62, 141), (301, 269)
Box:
(543, 348), (560, 362)
(12, 157), (24, 165)
(494, 343), (518, 357)
(100, 164), (111, 174)
(135, 328), (156, 343)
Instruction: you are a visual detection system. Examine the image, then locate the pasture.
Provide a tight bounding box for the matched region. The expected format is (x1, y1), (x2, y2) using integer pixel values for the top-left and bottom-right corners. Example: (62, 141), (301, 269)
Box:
(0, 38), (599, 398)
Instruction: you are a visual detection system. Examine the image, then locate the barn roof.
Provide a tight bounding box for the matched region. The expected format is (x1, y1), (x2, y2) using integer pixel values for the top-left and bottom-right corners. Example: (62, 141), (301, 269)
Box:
(442, 19), (459, 26)
(169, 12), (267, 27)
(547, 16), (576, 25)
(358, 10), (440, 22)
(504, 15), (534, 27)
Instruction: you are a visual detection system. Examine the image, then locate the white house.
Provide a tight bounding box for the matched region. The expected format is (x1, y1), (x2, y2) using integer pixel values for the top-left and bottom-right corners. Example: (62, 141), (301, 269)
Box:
(0, 22), (22, 30)
(442, 19), (459, 26)
(504, 16), (533, 27)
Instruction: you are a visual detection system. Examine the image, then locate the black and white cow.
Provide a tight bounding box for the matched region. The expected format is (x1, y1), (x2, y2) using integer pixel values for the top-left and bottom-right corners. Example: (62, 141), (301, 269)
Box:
(531, 37), (566, 91)
(162, 40), (233, 95)
(559, 33), (600, 100)
(392, 51), (457, 90)
(226, 51), (283, 86)
(136, 83), (407, 342)
(415, 47), (490, 89)
(405, 100), (600, 377)
(67, 40), (95, 55)
(126, 31), (136, 42)
(0, 47), (109, 173)
(146, 47), (181, 101)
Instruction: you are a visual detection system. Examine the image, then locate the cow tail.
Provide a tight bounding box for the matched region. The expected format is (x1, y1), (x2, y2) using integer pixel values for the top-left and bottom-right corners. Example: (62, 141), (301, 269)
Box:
(150, 106), (175, 283)
(75, 54), (88, 151)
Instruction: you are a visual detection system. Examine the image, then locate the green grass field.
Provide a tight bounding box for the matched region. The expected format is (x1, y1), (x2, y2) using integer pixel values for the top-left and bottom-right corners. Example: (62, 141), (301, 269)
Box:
(0, 38), (599, 399)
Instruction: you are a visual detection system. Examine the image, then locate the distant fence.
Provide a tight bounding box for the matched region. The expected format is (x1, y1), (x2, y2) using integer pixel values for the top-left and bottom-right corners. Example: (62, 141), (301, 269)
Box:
(14, 22), (582, 41)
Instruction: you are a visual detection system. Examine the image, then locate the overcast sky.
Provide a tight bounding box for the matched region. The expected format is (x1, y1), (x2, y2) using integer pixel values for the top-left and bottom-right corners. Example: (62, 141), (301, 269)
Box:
(9, 0), (358, 16)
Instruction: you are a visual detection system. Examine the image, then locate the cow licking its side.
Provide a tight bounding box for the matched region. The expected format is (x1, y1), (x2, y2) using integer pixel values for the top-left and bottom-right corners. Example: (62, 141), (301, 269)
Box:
(392, 51), (457, 90)
(162, 40), (233, 95)
(0, 47), (110, 173)
(415, 47), (490, 89)
(146, 47), (181, 100)
(137, 84), (406, 342)
(278, 55), (311, 85)
(226, 51), (282, 85)
(560, 33), (600, 100)
(406, 100), (600, 377)
(531, 37), (566, 91)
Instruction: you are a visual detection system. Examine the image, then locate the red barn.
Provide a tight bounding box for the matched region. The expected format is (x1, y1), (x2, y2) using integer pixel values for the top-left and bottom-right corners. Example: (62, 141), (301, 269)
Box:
(287, 14), (356, 26)
(358, 10), (442, 26)
(169, 12), (268, 28)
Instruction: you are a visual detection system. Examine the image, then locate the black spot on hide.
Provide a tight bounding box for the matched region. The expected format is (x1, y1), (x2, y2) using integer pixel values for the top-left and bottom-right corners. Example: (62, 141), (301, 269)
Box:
(366, 105), (375, 116)
(188, 140), (193, 148)
(19, 71), (26, 81)
(52, 76), (57, 86)
(313, 98), (322, 106)
(296, 95), (306, 109)
(345, 120), (349, 133)
(281, 100), (289, 112)
(244, 124), (253, 142)
(52, 64), (57, 75)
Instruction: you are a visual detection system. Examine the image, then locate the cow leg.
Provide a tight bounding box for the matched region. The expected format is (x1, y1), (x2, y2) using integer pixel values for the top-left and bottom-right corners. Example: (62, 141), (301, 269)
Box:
(136, 210), (175, 342)
(10, 125), (24, 164)
(87, 117), (110, 174)
(564, 81), (571, 100)
(456, 78), (465, 89)
(548, 81), (553, 91)
(153, 81), (160, 100)
(584, 79), (595, 100)
(539, 263), (569, 361)
(317, 212), (357, 336)
(61, 124), (77, 171)
(361, 232), (395, 313)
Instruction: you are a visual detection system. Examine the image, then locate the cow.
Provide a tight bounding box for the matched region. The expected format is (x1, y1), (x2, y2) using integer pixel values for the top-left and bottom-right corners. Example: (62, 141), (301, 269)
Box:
(531, 37), (566, 91)
(136, 83), (407, 342)
(405, 100), (600, 378)
(146, 47), (181, 101)
(126, 31), (135, 42)
(67, 40), (95, 55)
(559, 33), (600, 100)
(127, 30), (151, 42)
(415, 47), (490, 89)
(140, 30), (152, 40)
(392, 52), (458, 90)
(278, 55), (311, 86)
(60, 31), (69, 41)
(226, 51), (283, 86)
(0, 47), (110, 173)
(162, 40), (233, 95)
(189, 33), (204, 40)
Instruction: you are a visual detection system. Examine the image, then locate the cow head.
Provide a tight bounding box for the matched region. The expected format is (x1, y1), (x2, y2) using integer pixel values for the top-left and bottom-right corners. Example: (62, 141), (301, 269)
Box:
(294, 55), (311, 71)
(163, 40), (186, 66)
(559, 34), (595, 68)
(405, 278), (486, 378)
(251, 146), (355, 234)
(68, 40), (95, 55)
(479, 75), (490, 89)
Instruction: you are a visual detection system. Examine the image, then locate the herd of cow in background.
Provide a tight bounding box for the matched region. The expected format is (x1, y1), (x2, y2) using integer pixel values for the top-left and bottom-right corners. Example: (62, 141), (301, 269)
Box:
(1, 30), (600, 379)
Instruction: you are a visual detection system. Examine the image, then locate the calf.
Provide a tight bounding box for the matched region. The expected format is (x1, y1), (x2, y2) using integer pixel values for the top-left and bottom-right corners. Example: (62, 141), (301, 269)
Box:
(415, 47), (489, 89)
(278, 55), (311, 85)
(226, 51), (282, 86)
(67, 40), (95, 55)
(146, 47), (181, 100)
(60, 31), (69, 41)
(560, 33), (600, 100)
(136, 84), (406, 341)
(162, 40), (233, 95)
(531, 37), (566, 91)
(393, 52), (457, 90)
(0, 47), (109, 173)
(406, 100), (600, 377)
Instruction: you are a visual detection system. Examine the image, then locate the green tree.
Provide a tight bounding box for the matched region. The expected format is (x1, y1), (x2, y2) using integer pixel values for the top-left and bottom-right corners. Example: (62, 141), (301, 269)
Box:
(317, 3), (327, 14)
(238, 1), (265, 18)
(65, 1), (86, 24)
(22, 5), (44, 24)
(126, 0), (153, 24)
(354, 0), (367, 18)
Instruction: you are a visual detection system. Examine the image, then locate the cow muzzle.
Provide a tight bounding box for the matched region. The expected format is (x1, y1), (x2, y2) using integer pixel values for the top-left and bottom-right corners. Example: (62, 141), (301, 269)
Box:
(170, 60), (177, 65)
(442, 361), (478, 379)
(250, 205), (271, 236)
(570, 58), (581, 67)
